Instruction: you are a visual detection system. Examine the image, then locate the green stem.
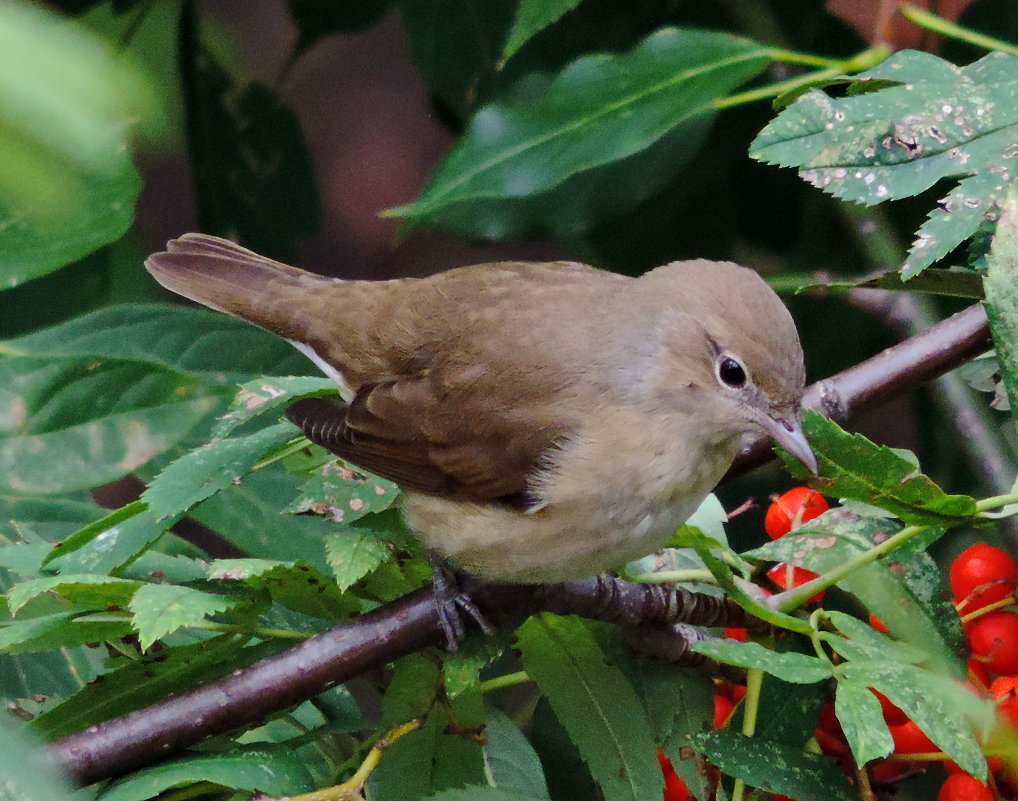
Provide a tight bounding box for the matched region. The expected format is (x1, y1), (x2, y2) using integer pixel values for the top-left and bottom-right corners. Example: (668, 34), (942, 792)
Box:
(717, 44), (889, 110)
(630, 569), (717, 585)
(777, 523), (927, 612)
(901, 5), (1018, 56)
(250, 436), (313, 472)
(478, 671), (532, 694)
(731, 667), (765, 801)
(976, 491), (1018, 513)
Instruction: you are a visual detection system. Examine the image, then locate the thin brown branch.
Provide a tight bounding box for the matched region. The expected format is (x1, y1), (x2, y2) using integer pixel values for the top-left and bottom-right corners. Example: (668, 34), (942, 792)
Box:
(46, 301), (993, 786)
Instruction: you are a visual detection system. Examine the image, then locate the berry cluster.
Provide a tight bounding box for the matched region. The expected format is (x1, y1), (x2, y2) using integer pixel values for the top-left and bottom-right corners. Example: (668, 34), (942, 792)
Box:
(818, 541), (1018, 800)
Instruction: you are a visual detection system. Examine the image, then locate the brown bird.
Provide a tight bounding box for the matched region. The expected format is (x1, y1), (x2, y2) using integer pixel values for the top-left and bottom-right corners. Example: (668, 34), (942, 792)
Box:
(146, 234), (814, 594)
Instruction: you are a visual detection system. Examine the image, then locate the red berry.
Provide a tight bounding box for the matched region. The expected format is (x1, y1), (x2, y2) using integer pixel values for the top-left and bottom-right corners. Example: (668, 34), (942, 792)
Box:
(724, 627), (747, 641)
(889, 719), (938, 754)
(871, 688), (908, 726)
(869, 612), (890, 634)
(869, 759), (911, 783)
(764, 487), (830, 539)
(766, 563), (826, 602)
(968, 612), (1018, 674)
(656, 748), (689, 801)
(713, 694), (734, 728)
(950, 543), (1017, 613)
(990, 675), (1018, 729)
(814, 703), (848, 759)
(937, 773), (992, 801)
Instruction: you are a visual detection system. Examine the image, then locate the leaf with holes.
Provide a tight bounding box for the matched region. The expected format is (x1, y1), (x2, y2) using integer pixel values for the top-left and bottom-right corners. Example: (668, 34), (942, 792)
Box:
(752, 49), (1018, 276)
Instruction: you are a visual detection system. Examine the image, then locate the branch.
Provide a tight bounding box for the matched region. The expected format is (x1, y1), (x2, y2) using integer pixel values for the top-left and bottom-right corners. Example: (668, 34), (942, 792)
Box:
(45, 302), (993, 785)
(47, 577), (751, 784)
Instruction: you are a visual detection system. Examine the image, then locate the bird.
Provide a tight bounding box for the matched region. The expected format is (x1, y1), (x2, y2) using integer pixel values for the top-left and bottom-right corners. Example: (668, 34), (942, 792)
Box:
(145, 234), (814, 609)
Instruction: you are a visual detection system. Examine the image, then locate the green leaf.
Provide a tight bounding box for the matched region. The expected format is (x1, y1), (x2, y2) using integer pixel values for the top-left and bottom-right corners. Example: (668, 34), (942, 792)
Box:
(693, 640), (833, 683)
(482, 709), (552, 799)
(517, 614), (661, 801)
(129, 584), (244, 650)
(0, 2), (160, 288)
(747, 510), (964, 676)
(419, 789), (545, 801)
(213, 376), (335, 437)
(752, 49), (1018, 276)
(29, 635), (280, 739)
(985, 181), (1018, 429)
(99, 744), (316, 801)
(286, 459), (401, 523)
(834, 680), (893, 765)
(391, 27), (770, 239)
(7, 574), (141, 615)
(501, 0), (584, 64)
(0, 611), (131, 653)
(785, 410), (976, 524)
(207, 559), (356, 620)
(191, 469), (333, 571)
(0, 304), (305, 495)
(841, 661), (989, 777)
(1, 304), (304, 381)
(694, 729), (856, 801)
(370, 698), (487, 798)
(44, 503), (176, 576)
(397, 0), (515, 119)
(142, 423), (295, 522)
(0, 491), (102, 542)
(379, 653), (441, 729)
(0, 715), (83, 801)
(324, 529), (392, 592)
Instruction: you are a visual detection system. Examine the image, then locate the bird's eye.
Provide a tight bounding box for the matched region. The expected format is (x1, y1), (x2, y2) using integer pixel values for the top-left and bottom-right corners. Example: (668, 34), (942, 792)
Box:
(717, 357), (747, 388)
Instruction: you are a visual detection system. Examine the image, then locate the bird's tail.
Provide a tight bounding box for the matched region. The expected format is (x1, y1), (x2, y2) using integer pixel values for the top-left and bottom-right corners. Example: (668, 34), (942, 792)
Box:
(144, 233), (334, 339)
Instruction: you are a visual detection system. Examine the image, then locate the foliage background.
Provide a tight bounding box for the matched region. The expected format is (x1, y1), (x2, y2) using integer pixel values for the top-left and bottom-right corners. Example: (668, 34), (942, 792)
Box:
(2, 1), (1018, 800)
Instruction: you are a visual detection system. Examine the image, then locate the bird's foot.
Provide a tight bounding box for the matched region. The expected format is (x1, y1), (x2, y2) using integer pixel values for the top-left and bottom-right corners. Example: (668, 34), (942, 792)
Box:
(429, 555), (494, 650)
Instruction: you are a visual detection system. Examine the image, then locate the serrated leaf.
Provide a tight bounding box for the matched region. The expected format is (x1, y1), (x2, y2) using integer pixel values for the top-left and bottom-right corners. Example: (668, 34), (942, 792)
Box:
(985, 181), (1018, 430)
(142, 423), (294, 522)
(324, 529), (392, 592)
(785, 410), (976, 524)
(392, 27), (770, 239)
(129, 584), (243, 650)
(99, 744), (316, 801)
(482, 710), (551, 799)
(752, 49), (1018, 276)
(7, 574), (141, 615)
(191, 469), (333, 571)
(0, 2), (159, 288)
(207, 559), (356, 620)
(517, 614), (661, 801)
(501, 0), (584, 63)
(747, 509), (963, 675)
(213, 376), (335, 437)
(43, 501), (179, 577)
(840, 661), (988, 777)
(694, 729), (855, 801)
(692, 640), (833, 683)
(835, 680), (893, 765)
(286, 459), (400, 524)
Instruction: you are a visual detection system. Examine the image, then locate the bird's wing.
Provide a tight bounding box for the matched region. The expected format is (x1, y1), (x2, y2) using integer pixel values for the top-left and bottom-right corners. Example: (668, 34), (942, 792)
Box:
(287, 375), (566, 502)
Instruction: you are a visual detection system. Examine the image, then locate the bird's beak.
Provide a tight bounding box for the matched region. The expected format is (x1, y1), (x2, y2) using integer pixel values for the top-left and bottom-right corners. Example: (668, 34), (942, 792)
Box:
(760, 411), (818, 476)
